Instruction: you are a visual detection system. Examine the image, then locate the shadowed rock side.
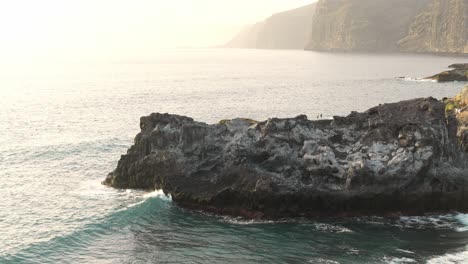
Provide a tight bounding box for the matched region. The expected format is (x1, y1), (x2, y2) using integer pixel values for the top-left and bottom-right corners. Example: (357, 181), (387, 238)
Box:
(224, 3), (316, 49)
(104, 92), (468, 218)
(426, 64), (468, 82)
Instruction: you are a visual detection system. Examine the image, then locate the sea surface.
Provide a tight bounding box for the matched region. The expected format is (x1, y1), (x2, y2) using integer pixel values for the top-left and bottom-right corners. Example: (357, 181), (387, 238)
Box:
(1, 49), (468, 263)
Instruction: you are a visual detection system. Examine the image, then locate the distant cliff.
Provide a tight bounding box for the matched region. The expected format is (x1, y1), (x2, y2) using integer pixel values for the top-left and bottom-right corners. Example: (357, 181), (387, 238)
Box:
(306, 0), (430, 52)
(226, 0), (467, 54)
(306, 0), (467, 54)
(225, 3), (316, 49)
(398, 0), (468, 54)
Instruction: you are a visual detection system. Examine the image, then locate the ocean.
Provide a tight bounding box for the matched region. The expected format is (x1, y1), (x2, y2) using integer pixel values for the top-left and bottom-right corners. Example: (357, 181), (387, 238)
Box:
(0, 49), (467, 263)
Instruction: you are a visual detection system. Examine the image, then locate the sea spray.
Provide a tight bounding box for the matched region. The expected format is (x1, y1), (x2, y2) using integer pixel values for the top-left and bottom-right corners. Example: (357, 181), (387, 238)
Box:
(127, 190), (172, 208)
(143, 189), (172, 201)
(427, 247), (468, 264)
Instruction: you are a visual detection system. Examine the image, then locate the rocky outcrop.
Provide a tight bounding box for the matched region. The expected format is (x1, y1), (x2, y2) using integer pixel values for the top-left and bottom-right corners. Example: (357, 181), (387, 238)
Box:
(426, 64), (468, 82)
(398, 0), (468, 54)
(104, 90), (468, 218)
(225, 3), (316, 50)
(306, 0), (467, 54)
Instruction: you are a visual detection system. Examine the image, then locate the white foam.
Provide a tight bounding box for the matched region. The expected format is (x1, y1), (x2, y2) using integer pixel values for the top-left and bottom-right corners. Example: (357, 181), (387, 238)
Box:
(127, 200), (146, 208)
(396, 249), (415, 255)
(143, 189), (172, 201)
(125, 190), (171, 208)
(426, 215), (468, 263)
(217, 216), (353, 232)
(395, 215), (458, 230)
(218, 215), (279, 225)
(384, 256), (417, 263)
(314, 223), (353, 233)
(427, 247), (468, 264)
(356, 214), (468, 231)
(76, 180), (119, 198)
(395, 77), (437, 83)
(308, 258), (340, 264)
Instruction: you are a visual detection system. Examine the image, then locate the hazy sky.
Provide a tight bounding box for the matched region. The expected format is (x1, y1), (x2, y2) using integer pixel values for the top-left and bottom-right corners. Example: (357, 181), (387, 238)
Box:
(0, 0), (315, 60)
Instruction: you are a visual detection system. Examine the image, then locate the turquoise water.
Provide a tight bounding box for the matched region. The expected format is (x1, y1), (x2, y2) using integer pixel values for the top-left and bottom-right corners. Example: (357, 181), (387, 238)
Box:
(1, 49), (467, 263)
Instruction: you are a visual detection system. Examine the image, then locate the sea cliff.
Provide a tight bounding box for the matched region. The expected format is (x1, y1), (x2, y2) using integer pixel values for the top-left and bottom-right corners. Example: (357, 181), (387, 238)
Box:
(398, 0), (468, 54)
(306, 0), (428, 52)
(306, 0), (467, 54)
(227, 0), (467, 54)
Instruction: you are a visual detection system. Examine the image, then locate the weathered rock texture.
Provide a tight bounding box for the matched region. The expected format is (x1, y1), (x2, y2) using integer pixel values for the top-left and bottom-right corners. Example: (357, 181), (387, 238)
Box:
(306, 0), (467, 54)
(104, 91), (468, 218)
(225, 3), (316, 49)
(426, 64), (468, 82)
(398, 0), (468, 54)
(446, 86), (468, 152)
(306, 0), (429, 52)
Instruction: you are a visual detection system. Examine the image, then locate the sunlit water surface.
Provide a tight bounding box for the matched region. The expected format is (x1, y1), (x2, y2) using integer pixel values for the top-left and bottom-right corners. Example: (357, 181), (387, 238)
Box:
(1, 49), (467, 263)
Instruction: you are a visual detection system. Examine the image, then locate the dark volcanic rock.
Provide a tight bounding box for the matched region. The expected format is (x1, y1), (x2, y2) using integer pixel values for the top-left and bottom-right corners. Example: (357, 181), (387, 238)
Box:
(104, 95), (468, 218)
(426, 64), (468, 82)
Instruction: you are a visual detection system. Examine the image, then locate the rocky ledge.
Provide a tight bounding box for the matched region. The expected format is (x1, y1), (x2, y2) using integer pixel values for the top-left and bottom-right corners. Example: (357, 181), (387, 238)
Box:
(426, 64), (468, 82)
(104, 87), (468, 218)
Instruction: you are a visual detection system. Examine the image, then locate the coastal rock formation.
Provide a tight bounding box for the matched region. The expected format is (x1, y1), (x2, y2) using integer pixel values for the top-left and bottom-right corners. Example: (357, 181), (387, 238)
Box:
(224, 3), (316, 49)
(305, 0), (467, 54)
(426, 64), (468, 82)
(104, 89), (468, 218)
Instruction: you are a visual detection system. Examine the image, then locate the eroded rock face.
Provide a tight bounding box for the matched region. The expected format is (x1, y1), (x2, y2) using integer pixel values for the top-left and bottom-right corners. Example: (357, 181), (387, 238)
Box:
(306, 0), (467, 54)
(398, 0), (468, 54)
(426, 64), (468, 82)
(306, 0), (430, 52)
(104, 97), (468, 218)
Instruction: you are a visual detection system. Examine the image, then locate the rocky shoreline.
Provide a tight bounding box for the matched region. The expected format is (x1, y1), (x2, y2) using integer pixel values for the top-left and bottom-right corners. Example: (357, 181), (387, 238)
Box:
(104, 87), (468, 218)
(426, 63), (468, 82)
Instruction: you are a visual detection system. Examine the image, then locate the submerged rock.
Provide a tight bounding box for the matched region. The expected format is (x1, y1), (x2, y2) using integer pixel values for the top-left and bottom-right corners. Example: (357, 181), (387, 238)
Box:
(426, 64), (468, 82)
(104, 90), (468, 218)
